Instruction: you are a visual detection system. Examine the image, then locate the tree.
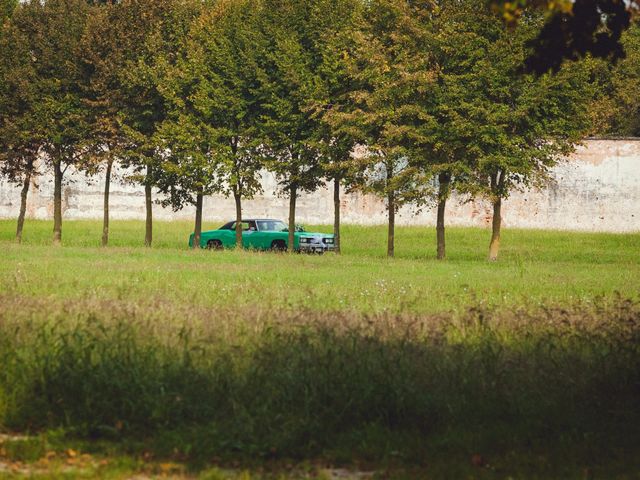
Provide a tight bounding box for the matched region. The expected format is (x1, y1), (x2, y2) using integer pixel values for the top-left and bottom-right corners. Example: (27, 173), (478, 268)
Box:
(316, 136), (356, 254)
(0, 132), (40, 244)
(0, 0), (40, 243)
(257, 0), (346, 251)
(82, 0), (199, 247)
(2, 0), (92, 245)
(312, 0), (363, 254)
(154, 116), (221, 249)
(80, 3), (130, 247)
(35, 0), (93, 245)
(404, 0), (516, 261)
(355, 152), (421, 258)
(442, 4), (593, 260)
(166, 0), (265, 247)
(325, 0), (437, 258)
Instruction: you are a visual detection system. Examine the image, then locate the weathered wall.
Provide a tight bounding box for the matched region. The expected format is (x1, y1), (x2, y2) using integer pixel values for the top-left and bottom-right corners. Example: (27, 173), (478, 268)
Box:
(1, 139), (639, 231)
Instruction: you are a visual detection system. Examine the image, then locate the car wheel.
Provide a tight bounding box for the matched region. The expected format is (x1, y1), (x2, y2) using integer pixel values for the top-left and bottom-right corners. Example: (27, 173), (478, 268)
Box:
(207, 239), (223, 250)
(271, 240), (287, 252)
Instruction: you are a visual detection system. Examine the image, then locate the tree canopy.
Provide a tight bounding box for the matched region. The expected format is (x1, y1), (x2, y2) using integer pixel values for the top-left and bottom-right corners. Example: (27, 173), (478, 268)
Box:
(0, 0), (627, 258)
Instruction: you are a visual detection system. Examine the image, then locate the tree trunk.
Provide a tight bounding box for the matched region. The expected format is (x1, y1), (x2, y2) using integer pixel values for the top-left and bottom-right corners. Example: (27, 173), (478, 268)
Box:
(288, 185), (297, 253)
(488, 196), (502, 261)
(387, 191), (395, 258)
(333, 176), (341, 254)
(15, 159), (33, 244)
(436, 172), (451, 260)
(193, 190), (203, 249)
(144, 163), (153, 248)
(234, 189), (243, 247)
(101, 158), (113, 247)
(53, 159), (63, 245)
(488, 170), (504, 261)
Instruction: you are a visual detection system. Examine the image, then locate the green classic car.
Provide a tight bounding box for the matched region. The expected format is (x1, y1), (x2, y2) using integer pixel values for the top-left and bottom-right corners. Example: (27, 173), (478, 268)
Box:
(189, 219), (335, 253)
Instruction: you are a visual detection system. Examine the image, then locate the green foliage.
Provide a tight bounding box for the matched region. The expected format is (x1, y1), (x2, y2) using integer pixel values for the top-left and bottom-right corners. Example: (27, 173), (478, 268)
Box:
(155, 0), (266, 212)
(78, 3), (129, 174)
(431, 2), (593, 202)
(18, 0), (92, 164)
(0, 0), (16, 21)
(306, 0), (363, 186)
(0, 1), (40, 186)
(187, 0), (265, 202)
(490, 0), (635, 74)
(1, 0), (93, 184)
(82, 0), (201, 179)
(255, 0), (326, 195)
(328, 0), (438, 210)
(589, 24), (640, 137)
(154, 119), (221, 211)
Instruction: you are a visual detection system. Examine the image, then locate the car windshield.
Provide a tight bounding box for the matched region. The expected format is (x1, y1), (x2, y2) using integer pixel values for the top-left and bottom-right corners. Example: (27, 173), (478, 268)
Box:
(257, 220), (288, 231)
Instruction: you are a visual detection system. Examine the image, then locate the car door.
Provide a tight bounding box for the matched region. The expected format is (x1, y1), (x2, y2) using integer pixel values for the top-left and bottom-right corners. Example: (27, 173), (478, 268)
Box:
(243, 221), (259, 249)
(228, 221), (248, 248)
(253, 220), (279, 250)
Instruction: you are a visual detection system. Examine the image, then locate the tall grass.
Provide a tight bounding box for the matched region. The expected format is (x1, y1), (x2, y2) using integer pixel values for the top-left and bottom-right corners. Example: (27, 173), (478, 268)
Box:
(1, 294), (638, 464)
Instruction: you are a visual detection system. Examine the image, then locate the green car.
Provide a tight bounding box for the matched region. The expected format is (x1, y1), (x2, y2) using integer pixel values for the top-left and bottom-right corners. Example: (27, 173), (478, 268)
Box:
(189, 218), (335, 253)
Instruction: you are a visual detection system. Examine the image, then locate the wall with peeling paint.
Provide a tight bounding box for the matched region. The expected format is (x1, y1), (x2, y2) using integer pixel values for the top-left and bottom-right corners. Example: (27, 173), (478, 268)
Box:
(0, 139), (639, 232)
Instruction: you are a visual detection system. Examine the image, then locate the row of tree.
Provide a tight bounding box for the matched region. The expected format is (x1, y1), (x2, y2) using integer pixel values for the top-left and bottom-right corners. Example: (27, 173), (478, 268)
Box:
(0, 0), (636, 259)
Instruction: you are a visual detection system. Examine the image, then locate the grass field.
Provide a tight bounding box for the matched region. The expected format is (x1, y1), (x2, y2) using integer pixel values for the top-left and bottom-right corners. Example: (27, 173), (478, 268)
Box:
(1, 219), (638, 313)
(0, 219), (639, 479)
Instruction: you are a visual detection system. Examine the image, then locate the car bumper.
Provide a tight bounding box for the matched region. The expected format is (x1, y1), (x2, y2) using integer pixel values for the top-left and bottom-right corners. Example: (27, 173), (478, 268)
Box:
(298, 244), (335, 253)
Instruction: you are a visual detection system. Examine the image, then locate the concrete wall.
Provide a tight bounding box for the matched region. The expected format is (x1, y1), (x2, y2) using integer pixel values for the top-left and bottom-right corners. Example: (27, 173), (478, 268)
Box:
(1, 139), (639, 232)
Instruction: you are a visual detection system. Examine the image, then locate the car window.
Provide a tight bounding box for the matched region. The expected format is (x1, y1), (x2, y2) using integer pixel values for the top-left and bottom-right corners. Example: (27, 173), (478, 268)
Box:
(229, 221), (254, 231)
(257, 220), (287, 231)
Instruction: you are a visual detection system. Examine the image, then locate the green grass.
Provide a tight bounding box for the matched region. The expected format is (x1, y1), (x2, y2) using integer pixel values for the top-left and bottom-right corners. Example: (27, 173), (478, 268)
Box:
(0, 219), (639, 478)
(0, 219), (638, 314)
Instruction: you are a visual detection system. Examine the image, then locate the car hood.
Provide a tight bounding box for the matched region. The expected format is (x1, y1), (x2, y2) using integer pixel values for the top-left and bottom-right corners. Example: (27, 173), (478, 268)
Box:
(296, 232), (334, 238)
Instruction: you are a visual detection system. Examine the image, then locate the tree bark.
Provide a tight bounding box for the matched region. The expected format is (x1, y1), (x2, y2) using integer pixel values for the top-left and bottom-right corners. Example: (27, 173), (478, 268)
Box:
(193, 190), (203, 249)
(288, 185), (297, 253)
(488, 170), (504, 261)
(233, 188), (243, 247)
(488, 196), (502, 261)
(15, 159), (33, 244)
(333, 176), (341, 254)
(436, 172), (451, 260)
(101, 158), (113, 247)
(387, 191), (395, 258)
(53, 159), (63, 245)
(144, 163), (153, 248)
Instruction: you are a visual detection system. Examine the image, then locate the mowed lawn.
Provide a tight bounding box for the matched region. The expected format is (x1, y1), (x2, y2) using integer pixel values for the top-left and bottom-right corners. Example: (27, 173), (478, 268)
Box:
(0, 219), (638, 313)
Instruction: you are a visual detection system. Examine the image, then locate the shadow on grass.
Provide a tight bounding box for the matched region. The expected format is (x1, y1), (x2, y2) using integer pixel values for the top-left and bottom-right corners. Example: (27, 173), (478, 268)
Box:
(1, 295), (639, 475)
